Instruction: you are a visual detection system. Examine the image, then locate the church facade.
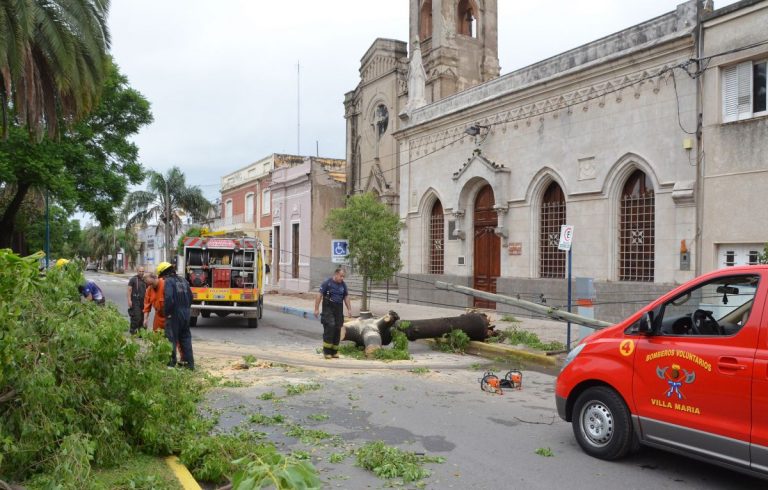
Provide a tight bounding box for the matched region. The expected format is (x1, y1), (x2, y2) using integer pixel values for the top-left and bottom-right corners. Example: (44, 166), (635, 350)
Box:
(345, 0), (768, 322)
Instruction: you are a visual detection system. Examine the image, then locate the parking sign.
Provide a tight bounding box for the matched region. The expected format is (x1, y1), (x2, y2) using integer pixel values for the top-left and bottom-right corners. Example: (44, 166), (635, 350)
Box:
(331, 239), (349, 264)
(558, 225), (574, 251)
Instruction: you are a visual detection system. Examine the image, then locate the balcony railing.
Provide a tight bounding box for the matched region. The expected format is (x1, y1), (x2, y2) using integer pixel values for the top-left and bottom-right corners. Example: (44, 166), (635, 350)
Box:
(211, 213), (257, 231)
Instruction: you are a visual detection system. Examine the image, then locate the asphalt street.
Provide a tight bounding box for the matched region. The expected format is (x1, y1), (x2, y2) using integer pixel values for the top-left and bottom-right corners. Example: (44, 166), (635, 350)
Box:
(91, 271), (765, 489)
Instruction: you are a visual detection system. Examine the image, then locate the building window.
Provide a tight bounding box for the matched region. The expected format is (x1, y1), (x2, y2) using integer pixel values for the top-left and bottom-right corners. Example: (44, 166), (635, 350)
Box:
(225, 199), (233, 225)
(419, 0), (432, 40)
(262, 190), (271, 215)
(717, 244), (764, 268)
(722, 60), (767, 122)
(245, 193), (254, 222)
(539, 182), (566, 278)
(619, 170), (654, 282)
(374, 104), (389, 140)
(457, 0), (477, 38)
(429, 200), (444, 274)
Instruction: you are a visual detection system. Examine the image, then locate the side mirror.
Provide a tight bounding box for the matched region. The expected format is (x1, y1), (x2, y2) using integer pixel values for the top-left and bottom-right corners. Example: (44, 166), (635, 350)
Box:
(637, 311), (654, 334)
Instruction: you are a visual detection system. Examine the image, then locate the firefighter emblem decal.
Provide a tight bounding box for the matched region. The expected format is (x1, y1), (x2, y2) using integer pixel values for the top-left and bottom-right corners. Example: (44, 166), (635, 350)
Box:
(657, 364), (695, 399)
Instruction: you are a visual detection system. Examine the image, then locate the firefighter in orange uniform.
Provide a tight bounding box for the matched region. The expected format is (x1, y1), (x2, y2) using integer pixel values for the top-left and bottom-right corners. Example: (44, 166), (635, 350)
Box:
(142, 271), (166, 331)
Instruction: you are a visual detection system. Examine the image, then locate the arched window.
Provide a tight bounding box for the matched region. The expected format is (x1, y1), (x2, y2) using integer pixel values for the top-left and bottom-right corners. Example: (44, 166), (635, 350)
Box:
(429, 199), (444, 274)
(540, 182), (566, 278)
(619, 170), (655, 281)
(419, 1), (433, 40)
(457, 0), (477, 38)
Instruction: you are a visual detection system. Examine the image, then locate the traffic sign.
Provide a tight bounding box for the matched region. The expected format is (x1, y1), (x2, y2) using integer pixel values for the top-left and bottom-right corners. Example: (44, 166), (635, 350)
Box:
(331, 239), (349, 264)
(558, 224), (574, 251)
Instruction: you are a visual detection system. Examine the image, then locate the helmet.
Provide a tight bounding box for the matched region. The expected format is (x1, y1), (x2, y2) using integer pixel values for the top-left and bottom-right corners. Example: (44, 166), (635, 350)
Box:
(156, 261), (173, 276)
(55, 258), (70, 268)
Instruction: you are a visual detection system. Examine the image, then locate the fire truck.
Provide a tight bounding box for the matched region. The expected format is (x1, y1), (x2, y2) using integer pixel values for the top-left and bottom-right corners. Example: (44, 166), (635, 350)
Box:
(182, 234), (267, 327)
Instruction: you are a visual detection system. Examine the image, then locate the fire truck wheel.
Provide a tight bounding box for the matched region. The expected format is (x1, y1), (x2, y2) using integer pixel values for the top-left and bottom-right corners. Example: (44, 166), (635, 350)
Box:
(572, 386), (633, 460)
(248, 317), (258, 328)
(201, 310), (211, 318)
(189, 316), (197, 327)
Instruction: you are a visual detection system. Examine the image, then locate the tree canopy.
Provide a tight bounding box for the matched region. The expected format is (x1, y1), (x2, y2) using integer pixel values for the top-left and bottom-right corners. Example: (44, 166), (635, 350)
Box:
(0, 58), (152, 249)
(325, 193), (402, 310)
(123, 167), (214, 261)
(0, 0), (111, 138)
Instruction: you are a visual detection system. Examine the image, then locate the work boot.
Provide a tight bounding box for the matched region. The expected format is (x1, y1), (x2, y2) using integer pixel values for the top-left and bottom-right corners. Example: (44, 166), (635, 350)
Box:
(324, 354), (332, 359)
(331, 353), (339, 359)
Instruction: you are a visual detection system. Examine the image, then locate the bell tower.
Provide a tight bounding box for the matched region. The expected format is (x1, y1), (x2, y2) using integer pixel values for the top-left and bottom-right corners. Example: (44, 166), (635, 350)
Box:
(409, 0), (500, 102)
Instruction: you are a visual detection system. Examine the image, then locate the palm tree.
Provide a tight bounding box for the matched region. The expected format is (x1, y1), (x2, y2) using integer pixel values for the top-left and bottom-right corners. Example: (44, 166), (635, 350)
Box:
(123, 167), (214, 263)
(0, 0), (110, 138)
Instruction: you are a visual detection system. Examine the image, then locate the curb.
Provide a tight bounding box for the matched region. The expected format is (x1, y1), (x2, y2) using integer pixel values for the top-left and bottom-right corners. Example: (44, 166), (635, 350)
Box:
(267, 303), (558, 366)
(465, 340), (558, 366)
(264, 303), (315, 319)
(165, 456), (202, 490)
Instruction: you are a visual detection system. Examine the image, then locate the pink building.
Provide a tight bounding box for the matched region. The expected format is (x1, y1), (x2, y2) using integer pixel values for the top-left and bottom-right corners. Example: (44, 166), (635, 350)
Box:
(270, 157), (346, 292)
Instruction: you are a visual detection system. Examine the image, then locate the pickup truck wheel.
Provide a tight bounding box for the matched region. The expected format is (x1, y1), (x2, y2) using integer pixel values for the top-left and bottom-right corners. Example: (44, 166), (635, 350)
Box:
(572, 386), (633, 460)
(189, 316), (197, 327)
(248, 317), (258, 328)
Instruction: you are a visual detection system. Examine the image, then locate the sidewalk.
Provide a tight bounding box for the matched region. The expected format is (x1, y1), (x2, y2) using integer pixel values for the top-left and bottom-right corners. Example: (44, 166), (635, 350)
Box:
(263, 288), (583, 365)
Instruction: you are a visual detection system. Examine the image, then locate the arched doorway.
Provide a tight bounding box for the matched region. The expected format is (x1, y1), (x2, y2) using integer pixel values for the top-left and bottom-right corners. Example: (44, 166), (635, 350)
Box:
(473, 184), (500, 308)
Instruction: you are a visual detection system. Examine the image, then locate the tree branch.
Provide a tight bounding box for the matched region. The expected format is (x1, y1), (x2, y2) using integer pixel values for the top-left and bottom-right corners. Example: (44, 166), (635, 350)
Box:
(0, 389), (18, 404)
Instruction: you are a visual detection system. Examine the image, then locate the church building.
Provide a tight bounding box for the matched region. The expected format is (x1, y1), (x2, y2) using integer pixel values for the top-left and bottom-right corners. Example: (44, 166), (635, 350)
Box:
(345, 0), (768, 322)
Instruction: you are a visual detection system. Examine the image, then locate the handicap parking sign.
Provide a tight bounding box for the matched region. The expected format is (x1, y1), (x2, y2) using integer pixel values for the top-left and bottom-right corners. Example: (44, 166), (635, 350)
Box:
(331, 239), (349, 264)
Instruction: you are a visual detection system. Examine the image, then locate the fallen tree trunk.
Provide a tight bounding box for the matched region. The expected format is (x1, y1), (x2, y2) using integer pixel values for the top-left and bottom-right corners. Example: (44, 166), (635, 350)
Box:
(434, 281), (612, 330)
(398, 313), (490, 341)
(341, 311), (399, 356)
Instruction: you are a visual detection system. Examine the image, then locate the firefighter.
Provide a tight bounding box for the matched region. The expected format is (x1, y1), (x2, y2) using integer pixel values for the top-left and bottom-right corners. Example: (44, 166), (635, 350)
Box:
(314, 267), (352, 359)
(127, 267), (147, 334)
(78, 280), (105, 305)
(158, 261), (194, 369)
(142, 271), (166, 332)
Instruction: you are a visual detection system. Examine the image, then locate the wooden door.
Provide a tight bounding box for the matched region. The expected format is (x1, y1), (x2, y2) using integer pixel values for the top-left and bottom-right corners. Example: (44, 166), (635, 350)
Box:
(473, 185), (500, 308)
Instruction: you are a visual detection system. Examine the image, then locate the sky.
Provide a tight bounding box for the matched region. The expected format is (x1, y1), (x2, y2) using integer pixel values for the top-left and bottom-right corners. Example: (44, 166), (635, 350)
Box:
(106, 0), (740, 205)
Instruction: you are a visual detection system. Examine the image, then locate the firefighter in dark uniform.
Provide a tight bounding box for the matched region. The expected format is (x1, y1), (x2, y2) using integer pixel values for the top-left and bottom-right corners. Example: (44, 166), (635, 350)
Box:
(314, 268), (352, 359)
(158, 261), (194, 369)
(127, 266), (146, 334)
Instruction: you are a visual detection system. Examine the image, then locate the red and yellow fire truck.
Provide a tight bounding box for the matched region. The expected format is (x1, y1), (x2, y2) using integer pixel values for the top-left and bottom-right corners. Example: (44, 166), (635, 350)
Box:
(182, 234), (266, 327)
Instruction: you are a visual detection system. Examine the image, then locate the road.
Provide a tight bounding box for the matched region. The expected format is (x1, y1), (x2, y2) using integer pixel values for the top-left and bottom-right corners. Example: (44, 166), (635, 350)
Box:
(92, 271), (765, 489)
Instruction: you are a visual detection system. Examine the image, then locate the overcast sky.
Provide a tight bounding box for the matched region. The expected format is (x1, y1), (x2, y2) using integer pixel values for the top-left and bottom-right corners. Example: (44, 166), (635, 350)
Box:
(107, 0), (739, 203)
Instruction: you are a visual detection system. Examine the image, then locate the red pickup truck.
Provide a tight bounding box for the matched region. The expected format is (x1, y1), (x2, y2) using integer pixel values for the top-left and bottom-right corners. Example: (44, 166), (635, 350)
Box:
(556, 265), (767, 479)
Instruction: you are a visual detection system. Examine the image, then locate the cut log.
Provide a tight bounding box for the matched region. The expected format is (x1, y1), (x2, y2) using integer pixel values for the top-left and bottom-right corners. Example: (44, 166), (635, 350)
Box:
(341, 311), (400, 356)
(398, 313), (490, 341)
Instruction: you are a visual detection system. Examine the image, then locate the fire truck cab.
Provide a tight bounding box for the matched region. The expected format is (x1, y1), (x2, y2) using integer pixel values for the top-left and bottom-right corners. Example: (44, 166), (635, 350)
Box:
(556, 265), (768, 479)
(182, 234), (266, 328)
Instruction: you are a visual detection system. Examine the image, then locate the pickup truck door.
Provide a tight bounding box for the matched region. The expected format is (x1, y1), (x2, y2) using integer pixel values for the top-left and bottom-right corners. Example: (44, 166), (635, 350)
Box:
(632, 275), (761, 469)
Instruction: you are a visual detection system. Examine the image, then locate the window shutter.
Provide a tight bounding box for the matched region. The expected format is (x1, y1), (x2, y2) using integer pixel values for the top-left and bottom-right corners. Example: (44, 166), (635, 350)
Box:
(723, 65), (739, 122)
(737, 61), (753, 120)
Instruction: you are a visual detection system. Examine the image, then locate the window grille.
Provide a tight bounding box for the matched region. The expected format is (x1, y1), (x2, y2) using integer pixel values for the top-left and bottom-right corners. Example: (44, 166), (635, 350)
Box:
(429, 200), (444, 274)
(540, 183), (566, 278)
(749, 251), (759, 265)
(725, 251), (736, 267)
(619, 170), (655, 281)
